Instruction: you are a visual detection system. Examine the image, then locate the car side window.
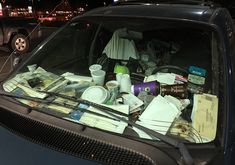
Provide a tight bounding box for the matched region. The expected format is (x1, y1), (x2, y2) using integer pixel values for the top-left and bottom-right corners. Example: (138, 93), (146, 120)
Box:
(27, 22), (97, 75)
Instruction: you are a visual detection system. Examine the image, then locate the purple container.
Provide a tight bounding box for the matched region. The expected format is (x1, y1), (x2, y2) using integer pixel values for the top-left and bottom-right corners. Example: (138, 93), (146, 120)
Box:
(131, 81), (160, 96)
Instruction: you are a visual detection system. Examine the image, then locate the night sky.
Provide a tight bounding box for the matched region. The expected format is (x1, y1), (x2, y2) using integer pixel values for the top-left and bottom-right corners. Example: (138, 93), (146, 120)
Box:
(2, 0), (113, 10)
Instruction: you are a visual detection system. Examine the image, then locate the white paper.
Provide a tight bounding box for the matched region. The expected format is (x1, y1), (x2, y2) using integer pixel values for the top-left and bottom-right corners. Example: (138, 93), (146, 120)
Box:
(79, 112), (127, 134)
(103, 28), (139, 60)
(16, 83), (47, 99)
(144, 73), (176, 85)
(164, 95), (190, 111)
(135, 95), (180, 137)
(63, 74), (92, 82)
(139, 95), (179, 120)
(122, 93), (144, 112)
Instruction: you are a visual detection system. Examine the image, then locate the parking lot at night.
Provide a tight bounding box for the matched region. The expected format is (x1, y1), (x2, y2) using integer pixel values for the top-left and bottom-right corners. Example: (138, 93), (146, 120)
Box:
(0, 26), (57, 77)
(0, 1), (235, 165)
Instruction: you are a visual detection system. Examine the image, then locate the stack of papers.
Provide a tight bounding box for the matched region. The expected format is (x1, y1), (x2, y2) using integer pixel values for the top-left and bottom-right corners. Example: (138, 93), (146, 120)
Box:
(191, 94), (218, 143)
(133, 95), (181, 139)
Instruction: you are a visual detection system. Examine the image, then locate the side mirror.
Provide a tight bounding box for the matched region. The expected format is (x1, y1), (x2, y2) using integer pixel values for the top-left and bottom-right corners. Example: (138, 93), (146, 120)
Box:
(0, 51), (22, 82)
(12, 51), (22, 68)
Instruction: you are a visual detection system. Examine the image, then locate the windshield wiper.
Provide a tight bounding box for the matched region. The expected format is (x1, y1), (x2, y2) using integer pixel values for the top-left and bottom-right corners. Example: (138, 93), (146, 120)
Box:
(0, 91), (194, 165)
(40, 91), (195, 165)
(0, 91), (121, 121)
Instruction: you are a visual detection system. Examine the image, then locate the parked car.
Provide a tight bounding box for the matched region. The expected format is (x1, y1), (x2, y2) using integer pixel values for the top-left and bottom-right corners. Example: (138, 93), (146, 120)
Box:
(0, 17), (41, 54)
(0, 0), (234, 165)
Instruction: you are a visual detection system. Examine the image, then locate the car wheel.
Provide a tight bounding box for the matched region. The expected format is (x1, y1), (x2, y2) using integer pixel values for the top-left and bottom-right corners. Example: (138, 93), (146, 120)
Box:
(10, 34), (29, 54)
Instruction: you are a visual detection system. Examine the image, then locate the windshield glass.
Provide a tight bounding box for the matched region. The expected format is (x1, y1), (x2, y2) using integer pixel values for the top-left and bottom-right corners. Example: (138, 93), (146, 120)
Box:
(2, 17), (220, 143)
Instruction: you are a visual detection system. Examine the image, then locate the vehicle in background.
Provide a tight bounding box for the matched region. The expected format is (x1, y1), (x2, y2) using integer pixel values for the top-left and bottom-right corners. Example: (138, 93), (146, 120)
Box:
(0, 0), (235, 165)
(0, 17), (41, 54)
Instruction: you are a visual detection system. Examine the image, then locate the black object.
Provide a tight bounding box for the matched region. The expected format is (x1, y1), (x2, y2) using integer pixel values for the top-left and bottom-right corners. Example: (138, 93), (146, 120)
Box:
(130, 73), (145, 83)
(27, 77), (43, 88)
(127, 57), (143, 74)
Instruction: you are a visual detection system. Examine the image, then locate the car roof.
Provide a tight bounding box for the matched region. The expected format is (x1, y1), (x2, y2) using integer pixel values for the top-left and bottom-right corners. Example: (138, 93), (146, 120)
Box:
(76, 4), (219, 23)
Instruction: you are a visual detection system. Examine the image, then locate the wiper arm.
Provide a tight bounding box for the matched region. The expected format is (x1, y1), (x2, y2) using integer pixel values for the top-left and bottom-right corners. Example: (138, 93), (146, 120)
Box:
(0, 91), (52, 104)
(40, 91), (129, 117)
(0, 91), (121, 121)
(41, 91), (194, 165)
(111, 114), (194, 165)
(0, 91), (194, 164)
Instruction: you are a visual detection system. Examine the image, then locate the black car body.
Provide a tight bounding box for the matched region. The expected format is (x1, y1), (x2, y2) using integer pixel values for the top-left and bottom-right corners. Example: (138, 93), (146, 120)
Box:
(0, 1), (234, 165)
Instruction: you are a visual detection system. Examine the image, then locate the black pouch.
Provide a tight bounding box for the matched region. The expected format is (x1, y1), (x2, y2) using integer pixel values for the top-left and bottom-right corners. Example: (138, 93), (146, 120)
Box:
(97, 53), (116, 72)
(127, 57), (143, 73)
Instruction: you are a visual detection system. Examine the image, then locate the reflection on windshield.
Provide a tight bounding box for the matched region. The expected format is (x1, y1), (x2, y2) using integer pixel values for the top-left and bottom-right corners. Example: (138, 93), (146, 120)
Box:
(3, 19), (219, 143)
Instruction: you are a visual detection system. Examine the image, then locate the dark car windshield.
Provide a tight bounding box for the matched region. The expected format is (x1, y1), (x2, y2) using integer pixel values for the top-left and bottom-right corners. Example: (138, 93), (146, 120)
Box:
(3, 17), (220, 144)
